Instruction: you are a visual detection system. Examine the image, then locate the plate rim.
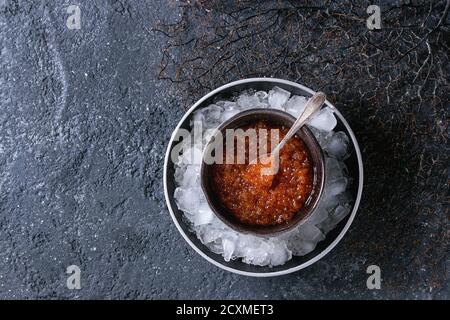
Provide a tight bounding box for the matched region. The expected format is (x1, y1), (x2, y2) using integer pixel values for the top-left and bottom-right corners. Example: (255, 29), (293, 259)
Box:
(163, 77), (364, 277)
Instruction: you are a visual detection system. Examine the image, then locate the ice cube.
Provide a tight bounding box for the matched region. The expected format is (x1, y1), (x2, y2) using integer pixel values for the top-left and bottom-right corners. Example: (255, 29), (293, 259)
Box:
(269, 240), (292, 266)
(309, 126), (332, 147)
(326, 177), (348, 196)
(325, 157), (342, 180)
(206, 240), (224, 255)
(193, 104), (224, 129)
(184, 208), (212, 226)
(318, 204), (351, 233)
(223, 237), (237, 262)
(197, 226), (222, 243)
(285, 95), (308, 117)
(215, 100), (237, 110)
(210, 217), (229, 231)
(242, 248), (270, 266)
(285, 223), (324, 256)
(325, 131), (350, 160)
(174, 187), (202, 214)
(179, 145), (203, 166)
(297, 224), (325, 242)
(255, 91), (268, 104)
(221, 108), (240, 122)
(309, 107), (337, 132)
(318, 192), (339, 215)
(298, 241), (317, 256)
(336, 191), (353, 205)
(306, 206), (329, 225)
(332, 204), (351, 224)
(191, 110), (204, 124)
(240, 240), (272, 266)
(174, 164), (200, 187)
(202, 128), (217, 145)
(286, 236), (317, 256)
(268, 86), (291, 109)
(232, 235), (269, 266)
(237, 94), (263, 110)
(323, 157), (348, 197)
(193, 202), (214, 226)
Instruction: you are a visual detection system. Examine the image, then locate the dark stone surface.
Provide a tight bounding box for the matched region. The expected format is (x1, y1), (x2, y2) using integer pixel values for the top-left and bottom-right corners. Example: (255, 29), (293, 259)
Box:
(0, 0), (448, 299)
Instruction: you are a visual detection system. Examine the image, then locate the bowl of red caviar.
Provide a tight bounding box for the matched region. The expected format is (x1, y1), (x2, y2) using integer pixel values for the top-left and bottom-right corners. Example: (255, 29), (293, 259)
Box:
(163, 78), (363, 276)
(201, 108), (325, 236)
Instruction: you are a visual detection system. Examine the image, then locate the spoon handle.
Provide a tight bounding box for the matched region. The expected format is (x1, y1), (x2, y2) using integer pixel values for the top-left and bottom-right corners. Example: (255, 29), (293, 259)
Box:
(272, 92), (326, 155)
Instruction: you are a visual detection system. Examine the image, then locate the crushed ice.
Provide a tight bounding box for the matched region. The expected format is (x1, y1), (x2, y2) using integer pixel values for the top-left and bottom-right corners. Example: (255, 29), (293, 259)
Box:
(174, 87), (353, 267)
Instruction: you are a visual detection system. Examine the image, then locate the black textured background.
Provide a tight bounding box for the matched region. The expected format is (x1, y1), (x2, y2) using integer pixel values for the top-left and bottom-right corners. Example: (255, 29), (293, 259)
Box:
(0, 0), (448, 299)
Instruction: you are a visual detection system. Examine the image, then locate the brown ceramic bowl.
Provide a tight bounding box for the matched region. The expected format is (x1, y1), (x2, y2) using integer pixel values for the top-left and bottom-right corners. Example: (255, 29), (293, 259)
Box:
(200, 108), (325, 237)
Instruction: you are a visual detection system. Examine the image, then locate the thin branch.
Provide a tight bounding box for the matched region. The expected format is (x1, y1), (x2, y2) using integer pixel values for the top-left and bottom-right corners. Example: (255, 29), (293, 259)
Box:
(395, 0), (450, 63)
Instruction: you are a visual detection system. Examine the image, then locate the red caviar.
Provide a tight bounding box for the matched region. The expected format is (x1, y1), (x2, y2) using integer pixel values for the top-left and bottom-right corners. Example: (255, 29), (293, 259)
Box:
(211, 121), (313, 226)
